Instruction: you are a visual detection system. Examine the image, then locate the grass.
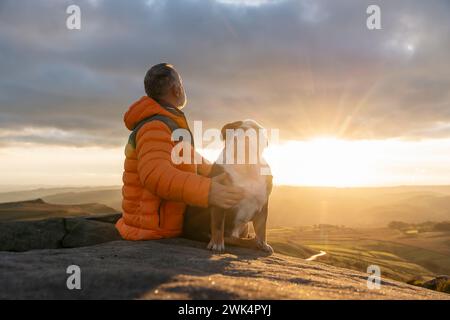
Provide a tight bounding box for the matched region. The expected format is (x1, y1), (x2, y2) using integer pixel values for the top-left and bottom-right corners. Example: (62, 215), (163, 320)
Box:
(269, 241), (318, 259)
(304, 241), (434, 282)
(408, 278), (450, 294)
(267, 226), (450, 285)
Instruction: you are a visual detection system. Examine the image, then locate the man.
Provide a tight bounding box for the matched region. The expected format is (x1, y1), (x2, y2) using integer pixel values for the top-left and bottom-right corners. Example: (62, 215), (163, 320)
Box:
(116, 63), (244, 240)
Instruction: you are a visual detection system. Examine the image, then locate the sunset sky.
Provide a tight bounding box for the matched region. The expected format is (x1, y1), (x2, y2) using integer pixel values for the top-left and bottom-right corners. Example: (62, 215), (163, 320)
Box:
(0, 0), (449, 188)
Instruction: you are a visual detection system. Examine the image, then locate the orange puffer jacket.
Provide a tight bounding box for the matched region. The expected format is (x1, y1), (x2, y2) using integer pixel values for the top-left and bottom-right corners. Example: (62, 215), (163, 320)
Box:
(116, 96), (212, 240)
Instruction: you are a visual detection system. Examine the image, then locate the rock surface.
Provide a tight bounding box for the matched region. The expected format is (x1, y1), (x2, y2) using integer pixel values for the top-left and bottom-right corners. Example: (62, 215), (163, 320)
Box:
(0, 214), (122, 251)
(1, 237), (449, 300)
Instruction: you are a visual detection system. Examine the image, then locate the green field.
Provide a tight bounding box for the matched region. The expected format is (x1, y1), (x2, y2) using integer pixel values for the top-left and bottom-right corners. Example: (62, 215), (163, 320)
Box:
(268, 226), (450, 283)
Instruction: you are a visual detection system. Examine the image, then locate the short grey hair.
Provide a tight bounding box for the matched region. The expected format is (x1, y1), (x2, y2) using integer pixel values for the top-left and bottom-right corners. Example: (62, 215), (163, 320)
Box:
(144, 63), (179, 100)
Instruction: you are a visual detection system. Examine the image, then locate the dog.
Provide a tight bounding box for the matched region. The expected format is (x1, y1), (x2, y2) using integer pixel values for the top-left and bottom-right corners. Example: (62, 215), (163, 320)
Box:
(183, 119), (273, 254)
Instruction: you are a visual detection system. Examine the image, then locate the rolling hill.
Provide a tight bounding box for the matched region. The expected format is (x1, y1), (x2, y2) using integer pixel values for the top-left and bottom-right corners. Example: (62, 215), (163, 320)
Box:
(43, 188), (122, 211)
(0, 198), (118, 222)
(267, 226), (450, 284)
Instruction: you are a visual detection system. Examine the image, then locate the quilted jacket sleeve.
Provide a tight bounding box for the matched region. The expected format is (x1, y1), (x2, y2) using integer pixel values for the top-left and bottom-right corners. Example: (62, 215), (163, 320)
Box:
(136, 121), (211, 207)
(195, 151), (213, 177)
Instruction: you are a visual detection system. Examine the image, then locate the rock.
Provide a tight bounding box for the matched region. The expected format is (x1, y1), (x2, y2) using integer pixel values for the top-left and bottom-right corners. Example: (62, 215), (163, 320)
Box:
(85, 213), (121, 224)
(0, 218), (66, 251)
(62, 217), (122, 248)
(0, 238), (449, 299)
(0, 214), (122, 252)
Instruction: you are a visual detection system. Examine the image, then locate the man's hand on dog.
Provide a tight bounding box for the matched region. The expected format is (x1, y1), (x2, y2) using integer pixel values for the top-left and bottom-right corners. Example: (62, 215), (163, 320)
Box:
(208, 173), (244, 209)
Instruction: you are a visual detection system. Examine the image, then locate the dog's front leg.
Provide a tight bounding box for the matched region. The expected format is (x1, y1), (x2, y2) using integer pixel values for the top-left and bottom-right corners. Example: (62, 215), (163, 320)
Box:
(207, 207), (225, 253)
(252, 202), (273, 254)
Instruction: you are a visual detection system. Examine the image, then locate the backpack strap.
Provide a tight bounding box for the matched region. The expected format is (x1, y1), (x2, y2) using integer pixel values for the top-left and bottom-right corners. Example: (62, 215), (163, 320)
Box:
(128, 114), (192, 149)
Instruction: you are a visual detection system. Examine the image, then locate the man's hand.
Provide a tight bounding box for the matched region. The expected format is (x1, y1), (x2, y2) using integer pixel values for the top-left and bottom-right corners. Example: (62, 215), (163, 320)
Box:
(208, 173), (244, 209)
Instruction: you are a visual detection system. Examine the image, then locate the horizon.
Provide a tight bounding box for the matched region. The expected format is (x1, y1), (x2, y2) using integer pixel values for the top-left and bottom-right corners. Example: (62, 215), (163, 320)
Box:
(2, 182), (450, 192)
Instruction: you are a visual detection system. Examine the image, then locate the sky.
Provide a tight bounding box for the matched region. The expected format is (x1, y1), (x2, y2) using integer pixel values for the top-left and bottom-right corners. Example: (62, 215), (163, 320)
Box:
(0, 0), (449, 187)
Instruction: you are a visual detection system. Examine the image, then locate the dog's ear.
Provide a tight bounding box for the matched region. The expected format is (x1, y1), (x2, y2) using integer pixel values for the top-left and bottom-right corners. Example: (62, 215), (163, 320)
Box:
(221, 121), (243, 140)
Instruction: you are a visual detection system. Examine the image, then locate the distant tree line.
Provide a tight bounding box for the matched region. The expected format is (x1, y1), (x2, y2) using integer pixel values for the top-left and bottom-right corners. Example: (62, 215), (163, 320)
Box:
(388, 221), (450, 232)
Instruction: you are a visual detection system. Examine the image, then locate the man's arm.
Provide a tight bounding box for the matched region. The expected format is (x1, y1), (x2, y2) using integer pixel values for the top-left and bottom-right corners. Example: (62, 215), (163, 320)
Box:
(136, 121), (211, 207)
(195, 151), (213, 177)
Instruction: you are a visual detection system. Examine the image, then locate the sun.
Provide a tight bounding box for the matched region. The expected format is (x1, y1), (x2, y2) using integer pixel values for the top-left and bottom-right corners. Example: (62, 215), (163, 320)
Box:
(199, 136), (379, 187)
(264, 137), (379, 187)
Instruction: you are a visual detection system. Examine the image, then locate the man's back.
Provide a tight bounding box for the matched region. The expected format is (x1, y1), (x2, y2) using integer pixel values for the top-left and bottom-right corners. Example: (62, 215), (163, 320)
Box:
(116, 96), (211, 240)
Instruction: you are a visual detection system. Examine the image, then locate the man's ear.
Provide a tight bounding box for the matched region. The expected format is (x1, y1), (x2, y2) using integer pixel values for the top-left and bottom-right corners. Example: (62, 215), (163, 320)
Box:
(172, 84), (180, 98)
(221, 121), (243, 140)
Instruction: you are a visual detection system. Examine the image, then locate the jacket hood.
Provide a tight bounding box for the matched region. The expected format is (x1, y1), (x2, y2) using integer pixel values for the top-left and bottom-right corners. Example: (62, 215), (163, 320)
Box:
(124, 96), (185, 131)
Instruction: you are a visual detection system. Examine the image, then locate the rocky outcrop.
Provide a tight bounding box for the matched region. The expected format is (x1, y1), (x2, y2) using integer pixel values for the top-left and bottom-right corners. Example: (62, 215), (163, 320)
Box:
(0, 214), (122, 251)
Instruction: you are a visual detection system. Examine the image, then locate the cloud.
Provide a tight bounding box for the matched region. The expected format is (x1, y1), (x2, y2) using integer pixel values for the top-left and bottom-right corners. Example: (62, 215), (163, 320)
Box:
(0, 0), (449, 147)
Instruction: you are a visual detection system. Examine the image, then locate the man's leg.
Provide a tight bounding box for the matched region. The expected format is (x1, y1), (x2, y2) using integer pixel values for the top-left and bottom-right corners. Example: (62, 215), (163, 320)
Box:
(182, 205), (210, 242)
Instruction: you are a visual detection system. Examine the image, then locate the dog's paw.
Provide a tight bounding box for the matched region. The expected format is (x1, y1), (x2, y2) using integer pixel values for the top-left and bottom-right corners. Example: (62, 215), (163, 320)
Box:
(207, 239), (225, 253)
(256, 240), (274, 255)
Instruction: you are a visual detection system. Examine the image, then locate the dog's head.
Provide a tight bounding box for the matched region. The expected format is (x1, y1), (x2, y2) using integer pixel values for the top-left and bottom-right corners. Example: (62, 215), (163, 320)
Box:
(220, 119), (268, 165)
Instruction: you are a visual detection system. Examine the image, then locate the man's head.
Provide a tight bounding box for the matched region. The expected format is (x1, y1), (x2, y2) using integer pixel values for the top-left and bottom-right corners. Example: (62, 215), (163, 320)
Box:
(144, 63), (186, 109)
